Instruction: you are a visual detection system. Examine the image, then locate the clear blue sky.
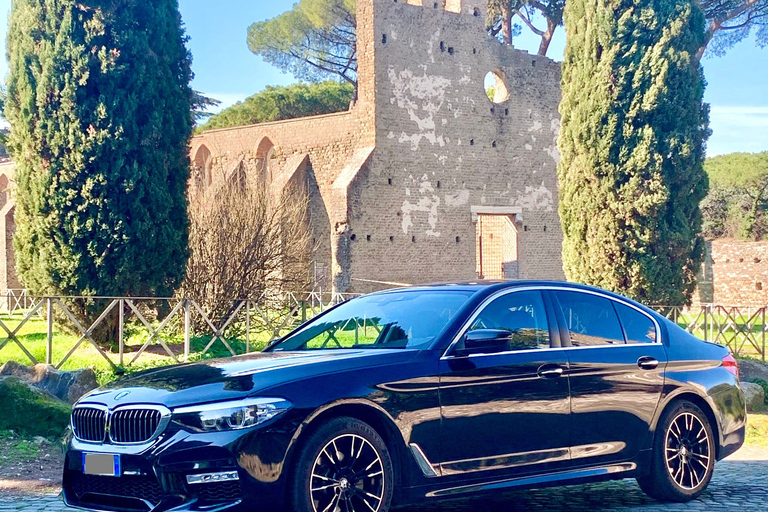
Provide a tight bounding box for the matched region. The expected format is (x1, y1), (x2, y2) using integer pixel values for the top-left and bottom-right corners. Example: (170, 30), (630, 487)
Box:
(0, 0), (765, 156)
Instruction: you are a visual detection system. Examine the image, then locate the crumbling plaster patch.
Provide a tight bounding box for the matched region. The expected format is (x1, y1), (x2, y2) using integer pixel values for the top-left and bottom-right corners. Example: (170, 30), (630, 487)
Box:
(388, 67), (452, 150)
(402, 176), (441, 237)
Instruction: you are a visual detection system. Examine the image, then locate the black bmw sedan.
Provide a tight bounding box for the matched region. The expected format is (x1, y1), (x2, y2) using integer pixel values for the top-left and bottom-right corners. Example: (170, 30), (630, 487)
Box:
(63, 282), (746, 512)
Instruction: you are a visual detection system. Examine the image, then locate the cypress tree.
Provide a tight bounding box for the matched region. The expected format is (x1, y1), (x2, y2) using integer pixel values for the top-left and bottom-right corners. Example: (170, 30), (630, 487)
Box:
(5, 1), (193, 312)
(558, 0), (711, 306)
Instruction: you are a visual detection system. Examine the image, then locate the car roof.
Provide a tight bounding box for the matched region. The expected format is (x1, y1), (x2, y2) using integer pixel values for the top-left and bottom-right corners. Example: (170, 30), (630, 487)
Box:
(371, 280), (653, 310)
(372, 280), (618, 297)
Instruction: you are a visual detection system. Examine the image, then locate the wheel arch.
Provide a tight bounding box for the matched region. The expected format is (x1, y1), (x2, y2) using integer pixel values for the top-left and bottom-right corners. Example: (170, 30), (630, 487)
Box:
(286, 400), (409, 488)
(652, 391), (722, 460)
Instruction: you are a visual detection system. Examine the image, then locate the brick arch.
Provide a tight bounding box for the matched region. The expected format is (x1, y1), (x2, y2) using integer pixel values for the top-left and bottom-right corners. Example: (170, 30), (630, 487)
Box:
(254, 136), (276, 185)
(192, 144), (213, 188)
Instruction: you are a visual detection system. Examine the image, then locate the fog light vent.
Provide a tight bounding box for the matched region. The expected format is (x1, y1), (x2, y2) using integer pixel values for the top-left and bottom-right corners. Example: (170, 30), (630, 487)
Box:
(186, 471), (240, 485)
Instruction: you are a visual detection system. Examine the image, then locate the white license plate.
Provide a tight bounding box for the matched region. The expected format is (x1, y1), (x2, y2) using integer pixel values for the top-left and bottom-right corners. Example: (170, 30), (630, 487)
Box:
(83, 453), (121, 477)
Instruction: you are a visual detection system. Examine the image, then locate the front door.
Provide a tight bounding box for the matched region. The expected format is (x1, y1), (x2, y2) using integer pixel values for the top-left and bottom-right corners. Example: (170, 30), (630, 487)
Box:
(438, 290), (571, 478)
(549, 289), (667, 466)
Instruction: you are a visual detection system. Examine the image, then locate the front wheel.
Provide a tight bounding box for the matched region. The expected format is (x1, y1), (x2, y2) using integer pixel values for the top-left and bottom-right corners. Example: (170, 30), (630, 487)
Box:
(291, 416), (394, 512)
(637, 400), (716, 502)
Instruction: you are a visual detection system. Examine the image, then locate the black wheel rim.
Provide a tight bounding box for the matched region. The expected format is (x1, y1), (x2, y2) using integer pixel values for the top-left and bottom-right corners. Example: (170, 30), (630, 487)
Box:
(665, 412), (711, 490)
(310, 433), (385, 512)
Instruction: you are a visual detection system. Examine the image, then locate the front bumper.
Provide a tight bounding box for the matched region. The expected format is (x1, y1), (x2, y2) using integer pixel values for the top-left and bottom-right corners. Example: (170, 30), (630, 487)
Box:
(62, 419), (298, 512)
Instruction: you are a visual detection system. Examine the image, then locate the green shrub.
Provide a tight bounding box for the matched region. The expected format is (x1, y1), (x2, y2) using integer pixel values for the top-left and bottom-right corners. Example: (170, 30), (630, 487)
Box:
(751, 378), (768, 405)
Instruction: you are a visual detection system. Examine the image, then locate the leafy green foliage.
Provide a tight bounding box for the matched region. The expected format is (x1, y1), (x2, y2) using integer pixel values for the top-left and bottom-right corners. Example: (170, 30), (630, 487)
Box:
(503, 0), (766, 57)
(248, 0), (357, 86)
(192, 91), (222, 122)
(702, 152), (768, 240)
(487, 0), (564, 54)
(753, 378), (768, 405)
(198, 81), (354, 132)
(558, 0), (710, 307)
(4, 0), (193, 310)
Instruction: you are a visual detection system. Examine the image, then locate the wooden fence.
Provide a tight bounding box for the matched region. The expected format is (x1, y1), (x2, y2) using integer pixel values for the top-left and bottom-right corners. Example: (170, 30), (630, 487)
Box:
(1, 289), (765, 370)
(0, 290), (358, 370)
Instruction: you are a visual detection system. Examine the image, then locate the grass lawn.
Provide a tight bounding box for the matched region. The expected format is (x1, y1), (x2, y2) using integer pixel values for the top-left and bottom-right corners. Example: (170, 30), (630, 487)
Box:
(0, 313), (278, 385)
(746, 413), (768, 448)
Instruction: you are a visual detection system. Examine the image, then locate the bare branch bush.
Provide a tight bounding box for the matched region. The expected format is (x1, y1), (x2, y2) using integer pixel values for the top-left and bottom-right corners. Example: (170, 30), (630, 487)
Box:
(180, 179), (312, 334)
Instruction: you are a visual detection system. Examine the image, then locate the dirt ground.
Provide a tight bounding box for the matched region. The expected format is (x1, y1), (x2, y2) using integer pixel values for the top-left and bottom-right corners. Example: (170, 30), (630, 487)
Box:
(0, 434), (64, 496)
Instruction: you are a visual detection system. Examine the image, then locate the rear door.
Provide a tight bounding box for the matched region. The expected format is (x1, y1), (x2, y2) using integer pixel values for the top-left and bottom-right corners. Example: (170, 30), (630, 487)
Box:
(548, 289), (667, 466)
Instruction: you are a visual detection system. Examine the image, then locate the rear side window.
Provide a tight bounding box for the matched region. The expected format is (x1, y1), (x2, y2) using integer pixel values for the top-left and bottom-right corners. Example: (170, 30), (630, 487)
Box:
(615, 303), (657, 344)
(554, 291), (625, 346)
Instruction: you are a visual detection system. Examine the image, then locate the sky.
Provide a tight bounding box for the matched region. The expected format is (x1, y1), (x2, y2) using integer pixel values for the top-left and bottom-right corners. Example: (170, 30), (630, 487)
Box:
(0, 0), (765, 157)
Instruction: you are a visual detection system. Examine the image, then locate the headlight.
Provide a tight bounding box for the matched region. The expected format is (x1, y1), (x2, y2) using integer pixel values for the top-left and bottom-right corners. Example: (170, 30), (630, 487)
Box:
(172, 398), (292, 432)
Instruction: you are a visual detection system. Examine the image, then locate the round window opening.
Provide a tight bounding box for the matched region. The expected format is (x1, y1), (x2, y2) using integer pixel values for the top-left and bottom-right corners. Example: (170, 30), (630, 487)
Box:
(484, 70), (510, 104)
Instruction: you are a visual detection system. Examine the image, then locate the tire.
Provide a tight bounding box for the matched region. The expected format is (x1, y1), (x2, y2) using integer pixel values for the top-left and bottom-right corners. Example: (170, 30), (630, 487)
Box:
(291, 416), (394, 512)
(637, 400), (716, 502)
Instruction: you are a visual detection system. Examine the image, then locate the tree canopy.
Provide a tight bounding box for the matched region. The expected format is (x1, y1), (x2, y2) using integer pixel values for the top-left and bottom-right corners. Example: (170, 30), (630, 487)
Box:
(248, 0), (357, 86)
(495, 0), (766, 57)
(558, 0), (711, 307)
(701, 152), (768, 239)
(5, 0), (193, 304)
(198, 81), (355, 132)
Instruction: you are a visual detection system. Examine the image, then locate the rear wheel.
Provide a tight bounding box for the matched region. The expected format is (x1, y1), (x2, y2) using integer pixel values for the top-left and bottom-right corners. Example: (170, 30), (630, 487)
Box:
(291, 416), (394, 512)
(637, 400), (715, 502)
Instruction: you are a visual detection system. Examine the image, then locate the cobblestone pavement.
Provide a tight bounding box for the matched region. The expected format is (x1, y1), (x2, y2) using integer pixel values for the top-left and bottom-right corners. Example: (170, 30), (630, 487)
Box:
(1, 461), (765, 512)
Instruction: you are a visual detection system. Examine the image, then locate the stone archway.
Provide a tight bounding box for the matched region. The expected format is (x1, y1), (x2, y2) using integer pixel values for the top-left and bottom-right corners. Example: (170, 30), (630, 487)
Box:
(192, 145), (213, 189)
(255, 137), (276, 186)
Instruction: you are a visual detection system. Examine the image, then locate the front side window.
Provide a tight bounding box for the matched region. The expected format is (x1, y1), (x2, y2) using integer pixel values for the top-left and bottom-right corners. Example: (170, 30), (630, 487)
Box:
(469, 291), (551, 350)
(554, 291), (625, 346)
(615, 302), (657, 344)
(272, 291), (473, 351)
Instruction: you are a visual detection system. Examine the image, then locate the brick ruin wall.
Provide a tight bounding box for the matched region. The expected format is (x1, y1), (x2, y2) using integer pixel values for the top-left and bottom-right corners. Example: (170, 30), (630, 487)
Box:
(348, 0), (565, 289)
(190, 0), (566, 292)
(697, 239), (768, 306)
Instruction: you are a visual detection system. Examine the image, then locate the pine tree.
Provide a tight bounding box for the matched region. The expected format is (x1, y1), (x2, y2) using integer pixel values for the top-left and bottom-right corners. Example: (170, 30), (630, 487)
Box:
(5, 1), (193, 316)
(558, 0), (710, 306)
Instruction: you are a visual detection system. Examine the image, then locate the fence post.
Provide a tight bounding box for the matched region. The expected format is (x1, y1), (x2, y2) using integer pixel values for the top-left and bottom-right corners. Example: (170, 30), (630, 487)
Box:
(184, 299), (191, 360)
(301, 300), (307, 323)
(46, 298), (53, 365)
(763, 307), (766, 362)
(246, 300), (251, 354)
(118, 299), (125, 367)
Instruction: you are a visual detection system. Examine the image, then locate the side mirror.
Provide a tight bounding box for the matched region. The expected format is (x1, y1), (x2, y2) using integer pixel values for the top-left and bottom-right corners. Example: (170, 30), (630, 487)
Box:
(454, 329), (513, 357)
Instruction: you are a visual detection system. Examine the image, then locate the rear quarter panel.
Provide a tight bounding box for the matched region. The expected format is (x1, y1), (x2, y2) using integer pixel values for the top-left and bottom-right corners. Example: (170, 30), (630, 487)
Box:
(656, 317), (746, 459)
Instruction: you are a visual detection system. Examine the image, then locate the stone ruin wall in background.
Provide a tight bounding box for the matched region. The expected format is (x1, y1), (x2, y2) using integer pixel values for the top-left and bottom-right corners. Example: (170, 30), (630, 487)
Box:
(696, 239), (768, 306)
(190, 0), (566, 293)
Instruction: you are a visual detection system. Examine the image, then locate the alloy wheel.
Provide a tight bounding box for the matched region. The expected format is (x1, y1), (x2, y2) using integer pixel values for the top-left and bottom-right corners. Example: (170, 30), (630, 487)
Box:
(664, 412), (711, 490)
(310, 433), (386, 512)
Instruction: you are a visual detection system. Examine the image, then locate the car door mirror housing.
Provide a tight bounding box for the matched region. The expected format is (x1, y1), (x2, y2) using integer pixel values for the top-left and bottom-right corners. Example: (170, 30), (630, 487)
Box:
(455, 329), (513, 357)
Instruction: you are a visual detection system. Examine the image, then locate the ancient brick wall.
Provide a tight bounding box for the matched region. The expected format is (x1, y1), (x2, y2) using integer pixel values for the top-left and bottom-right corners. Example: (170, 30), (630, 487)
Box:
(696, 239), (768, 306)
(0, 162), (21, 292)
(189, 0), (566, 292)
(347, 0), (564, 288)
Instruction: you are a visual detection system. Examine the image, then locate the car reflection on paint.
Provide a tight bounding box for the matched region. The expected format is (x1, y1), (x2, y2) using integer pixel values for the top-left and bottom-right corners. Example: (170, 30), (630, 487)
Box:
(62, 281), (746, 512)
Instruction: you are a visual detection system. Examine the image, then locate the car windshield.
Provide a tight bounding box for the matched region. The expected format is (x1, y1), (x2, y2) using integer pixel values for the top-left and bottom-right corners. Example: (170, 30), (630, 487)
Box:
(271, 291), (474, 351)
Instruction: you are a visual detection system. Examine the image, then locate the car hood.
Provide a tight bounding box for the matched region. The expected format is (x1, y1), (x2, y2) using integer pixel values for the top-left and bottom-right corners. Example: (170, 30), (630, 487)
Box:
(79, 349), (420, 409)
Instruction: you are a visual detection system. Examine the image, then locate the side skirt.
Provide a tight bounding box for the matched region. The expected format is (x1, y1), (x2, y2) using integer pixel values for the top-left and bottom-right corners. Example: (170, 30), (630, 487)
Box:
(422, 462), (638, 500)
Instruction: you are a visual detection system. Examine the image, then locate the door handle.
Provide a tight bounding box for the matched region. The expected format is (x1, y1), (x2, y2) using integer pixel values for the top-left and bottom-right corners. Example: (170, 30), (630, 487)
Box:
(638, 357), (660, 370)
(537, 365), (565, 379)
